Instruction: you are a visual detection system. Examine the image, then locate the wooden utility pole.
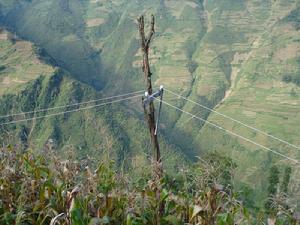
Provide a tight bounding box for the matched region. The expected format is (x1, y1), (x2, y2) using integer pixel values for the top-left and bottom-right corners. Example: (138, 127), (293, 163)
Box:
(138, 15), (164, 225)
(137, 15), (161, 163)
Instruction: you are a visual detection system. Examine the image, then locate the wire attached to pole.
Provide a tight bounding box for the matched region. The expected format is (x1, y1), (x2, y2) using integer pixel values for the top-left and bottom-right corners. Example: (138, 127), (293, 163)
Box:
(155, 85), (164, 135)
(156, 97), (300, 165)
(143, 85), (164, 136)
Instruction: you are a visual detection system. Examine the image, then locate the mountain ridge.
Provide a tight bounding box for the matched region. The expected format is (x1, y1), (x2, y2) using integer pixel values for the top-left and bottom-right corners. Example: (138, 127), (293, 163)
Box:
(0, 0), (300, 205)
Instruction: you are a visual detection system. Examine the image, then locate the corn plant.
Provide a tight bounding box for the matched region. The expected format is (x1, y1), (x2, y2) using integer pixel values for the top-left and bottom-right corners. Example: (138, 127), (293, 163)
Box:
(0, 145), (275, 225)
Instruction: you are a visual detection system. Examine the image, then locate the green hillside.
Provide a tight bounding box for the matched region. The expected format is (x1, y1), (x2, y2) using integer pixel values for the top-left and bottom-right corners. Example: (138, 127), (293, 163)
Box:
(0, 27), (184, 172)
(0, 27), (55, 95)
(0, 0), (300, 208)
(196, 0), (300, 199)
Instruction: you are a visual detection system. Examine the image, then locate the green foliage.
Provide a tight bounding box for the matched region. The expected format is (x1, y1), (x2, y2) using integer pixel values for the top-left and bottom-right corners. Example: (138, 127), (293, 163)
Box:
(280, 166), (292, 194)
(283, 7), (300, 30)
(282, 74), (300, 86)
(186, 60), (198, 74)
(0, 65), (6, 72)
(265, 165), (280, 214)
(263, 165), (296, 224)
(0, 146), (254, 225)
(205, 26), (246, 45)
(0, 0), (300, 217)
(206, 0), (246, 12)
(267, 165), (280, 197)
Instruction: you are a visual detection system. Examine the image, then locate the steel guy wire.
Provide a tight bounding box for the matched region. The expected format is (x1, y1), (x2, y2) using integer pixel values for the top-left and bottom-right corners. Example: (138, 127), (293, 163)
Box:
(156, 97), (300, 165)
(0, 90), (145, 119)
(0, 94), (142, 126)
(164, 88), (300, 152)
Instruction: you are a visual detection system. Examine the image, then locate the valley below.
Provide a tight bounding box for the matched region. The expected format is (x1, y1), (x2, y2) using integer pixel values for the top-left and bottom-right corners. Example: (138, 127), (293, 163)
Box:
(0, 0), (300, 214)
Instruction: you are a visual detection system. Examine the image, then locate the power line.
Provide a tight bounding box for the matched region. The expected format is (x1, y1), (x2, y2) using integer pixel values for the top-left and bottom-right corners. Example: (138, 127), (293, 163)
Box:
(0, 90), (144, 119)
(0, 94), (142, 126)
(164, 88), (300, 152)
(156, 98), (300, 165)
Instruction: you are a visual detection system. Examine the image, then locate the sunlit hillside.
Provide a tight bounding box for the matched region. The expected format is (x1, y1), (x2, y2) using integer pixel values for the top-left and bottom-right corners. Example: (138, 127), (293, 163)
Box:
(0, 0), (299, 222)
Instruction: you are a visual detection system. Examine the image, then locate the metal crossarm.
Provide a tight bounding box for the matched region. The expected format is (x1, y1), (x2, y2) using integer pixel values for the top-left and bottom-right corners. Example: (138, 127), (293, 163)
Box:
(143, 85), (164, 135)
(155, 88), (163, 135)
(143, 85), (164, 106)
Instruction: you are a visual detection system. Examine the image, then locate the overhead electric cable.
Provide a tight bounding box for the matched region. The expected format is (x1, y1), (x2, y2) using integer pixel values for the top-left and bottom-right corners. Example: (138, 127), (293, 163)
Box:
(0, 90), (144, 119)
(156, 98), (300, 164)
(0, 94), (142, 126)
(164, 88), (300, 151)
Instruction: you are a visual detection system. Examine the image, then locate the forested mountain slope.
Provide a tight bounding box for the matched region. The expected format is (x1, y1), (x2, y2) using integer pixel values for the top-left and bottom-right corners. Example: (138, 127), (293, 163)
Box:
(0, 27), (183, 171)
(0, 0), (300, 205)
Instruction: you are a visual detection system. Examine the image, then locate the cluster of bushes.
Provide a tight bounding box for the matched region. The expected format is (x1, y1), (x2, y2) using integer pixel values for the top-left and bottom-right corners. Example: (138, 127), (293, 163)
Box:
(282, 74), (300, 86)
(0, 145), (298, 224)
(0, 65), (6, 73)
